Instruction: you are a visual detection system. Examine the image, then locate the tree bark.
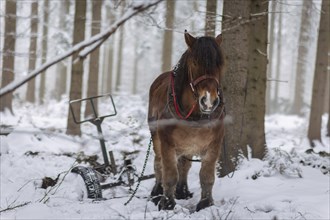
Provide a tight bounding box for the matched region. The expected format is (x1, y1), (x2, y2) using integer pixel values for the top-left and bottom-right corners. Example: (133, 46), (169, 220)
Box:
(307, 0), (329, 144)
(219, 0), (268, 177)
(205, 0), (217, 37)
(102, 7), (115, 94)
(292, 0), (313, 115)
(161, 0), (175, 73)
(104, 40), (114, 93)
(327, 105), (330, 136)
(39, 0), (49, 104)
(243, 0), (267, 159)
(327, 53), (330, 137)
(324, 60), (329, 114)
(66, 0), (87, 136)
(54, 0), (71, 101)
(0, 0), (17, 113)
(115, 3), (125, 92)
(273, 2), (282, 113)
(85, 0), (103, 117)
(219, 0), (250, 176)
(26, 1), (38, 103)
(132, 37), (139, 94)
(266, 0), (276, 114)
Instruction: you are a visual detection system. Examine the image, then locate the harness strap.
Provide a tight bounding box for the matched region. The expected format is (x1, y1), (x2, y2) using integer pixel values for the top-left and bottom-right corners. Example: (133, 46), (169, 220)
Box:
(170, 73), (196, 120)
(191, 75), (219, 88)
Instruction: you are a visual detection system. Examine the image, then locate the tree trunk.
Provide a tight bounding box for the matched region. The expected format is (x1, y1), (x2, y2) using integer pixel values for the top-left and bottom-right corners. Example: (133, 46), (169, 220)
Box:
(327, 52), (330, 137)
(115, 3), (125, 92)
(54, 0), (71, 101)
(191, 1), (198, 31)
(39, 0), (49, 104)
(132, 38), (139, 94)
(219, 0), (268, 177)
(161, 0), (175, 73)
(243, 0), (267, 159)
(85, 0), (102, 117)
(102, 7), (115, 94)
(327, 105), (330, 136)
(273, 2), (282, 113)
(0, 0), (17, 113)
(307, 0), (329, 145)
(324, 62), (329, 114)
(219, 0), (250, 176)
(292, 0), (313, 115)
(66, 0), (87, 136)
(105, 40), (114, 93)
(26, 1), (38, 103)
(205, 0), (217, 37)
(266, 0), (276, 114)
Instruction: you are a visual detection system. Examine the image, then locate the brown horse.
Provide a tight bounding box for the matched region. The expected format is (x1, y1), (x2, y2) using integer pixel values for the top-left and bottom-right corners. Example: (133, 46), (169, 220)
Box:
(148, 31), (225, 212)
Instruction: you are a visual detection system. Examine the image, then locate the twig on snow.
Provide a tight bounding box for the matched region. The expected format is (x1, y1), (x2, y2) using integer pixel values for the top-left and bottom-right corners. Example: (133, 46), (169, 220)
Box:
(0, 201), (31, 213)
(38, 160), (78, 203)
(223, 197), (238, 220)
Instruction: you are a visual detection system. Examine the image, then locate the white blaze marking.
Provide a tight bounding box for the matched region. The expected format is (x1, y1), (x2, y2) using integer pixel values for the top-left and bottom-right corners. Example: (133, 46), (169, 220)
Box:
(205, 91), (212, 110)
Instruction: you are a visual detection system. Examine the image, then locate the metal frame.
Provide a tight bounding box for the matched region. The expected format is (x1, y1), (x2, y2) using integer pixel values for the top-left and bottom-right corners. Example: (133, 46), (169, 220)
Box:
(69, 93), (154, 199)
(69, 93), (117, 173)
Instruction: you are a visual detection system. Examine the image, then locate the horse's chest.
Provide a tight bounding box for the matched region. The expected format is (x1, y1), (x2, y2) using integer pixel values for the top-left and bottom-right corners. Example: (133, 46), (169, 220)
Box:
(172, 126), (215, 155)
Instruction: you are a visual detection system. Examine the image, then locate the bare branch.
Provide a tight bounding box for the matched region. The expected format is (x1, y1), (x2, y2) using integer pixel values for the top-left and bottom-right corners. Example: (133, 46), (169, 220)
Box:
(0, 202), (31, 213)
(257, 48), (267, 57)
(267, 78), (289, 83)
(0, 0), (164, 98)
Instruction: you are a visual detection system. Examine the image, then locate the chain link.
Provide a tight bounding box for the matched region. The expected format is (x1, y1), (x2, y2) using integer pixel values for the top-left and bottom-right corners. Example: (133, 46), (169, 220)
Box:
(124, 137), (153, 206)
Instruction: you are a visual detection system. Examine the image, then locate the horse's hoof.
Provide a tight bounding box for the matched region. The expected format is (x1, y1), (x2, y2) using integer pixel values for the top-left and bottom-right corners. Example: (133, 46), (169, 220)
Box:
(196, 198), (214, 212)
(175, 185), (193, 200)
(151, 195), (162, 206)
(158, 196), (176, 210)
(151, 183), (163, 205)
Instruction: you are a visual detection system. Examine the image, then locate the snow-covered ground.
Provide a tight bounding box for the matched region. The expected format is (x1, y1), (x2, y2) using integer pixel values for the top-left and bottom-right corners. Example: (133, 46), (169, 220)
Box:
(0, 95), (329, 219)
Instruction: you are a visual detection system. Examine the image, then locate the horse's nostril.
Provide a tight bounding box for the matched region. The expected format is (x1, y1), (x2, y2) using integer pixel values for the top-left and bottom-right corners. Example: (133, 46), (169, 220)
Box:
(200, 96), (207, 108)
(201, 96), (206, 104)
(213, 97), (220, 107)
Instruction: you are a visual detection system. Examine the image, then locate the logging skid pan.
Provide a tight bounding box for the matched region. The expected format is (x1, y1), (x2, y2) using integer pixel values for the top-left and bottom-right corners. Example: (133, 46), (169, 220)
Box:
(69, 93), (154, 199)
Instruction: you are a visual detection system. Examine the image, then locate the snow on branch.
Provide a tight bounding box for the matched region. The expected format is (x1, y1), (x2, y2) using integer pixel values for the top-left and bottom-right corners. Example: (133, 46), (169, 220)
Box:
(0, 0), (164, 98)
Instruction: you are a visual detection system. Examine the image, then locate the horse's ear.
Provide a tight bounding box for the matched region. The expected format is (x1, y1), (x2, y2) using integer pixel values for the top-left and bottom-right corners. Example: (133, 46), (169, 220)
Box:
(215, 34), (222, 46)
(184, 30), (196, 48)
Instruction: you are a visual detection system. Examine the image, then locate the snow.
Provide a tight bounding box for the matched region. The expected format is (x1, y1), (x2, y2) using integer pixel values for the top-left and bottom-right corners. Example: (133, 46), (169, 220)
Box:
(0, 95), (329, 219)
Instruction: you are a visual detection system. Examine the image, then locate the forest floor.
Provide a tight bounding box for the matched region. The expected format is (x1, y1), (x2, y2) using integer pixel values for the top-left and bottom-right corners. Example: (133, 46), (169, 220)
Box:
(0, 95), (329, 220)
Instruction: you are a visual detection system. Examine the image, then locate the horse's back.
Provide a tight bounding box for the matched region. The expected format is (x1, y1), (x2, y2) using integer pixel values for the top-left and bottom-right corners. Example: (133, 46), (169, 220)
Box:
(149, 71), (171, 95)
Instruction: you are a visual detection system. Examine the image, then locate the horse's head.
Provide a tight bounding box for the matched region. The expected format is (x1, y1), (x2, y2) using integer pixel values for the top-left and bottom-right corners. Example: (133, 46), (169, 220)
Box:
(184, 31), (224, 114)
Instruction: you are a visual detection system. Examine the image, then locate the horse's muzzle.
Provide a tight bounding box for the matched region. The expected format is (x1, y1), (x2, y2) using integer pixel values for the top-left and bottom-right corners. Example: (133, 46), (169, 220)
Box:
(199, 94), (220, 114)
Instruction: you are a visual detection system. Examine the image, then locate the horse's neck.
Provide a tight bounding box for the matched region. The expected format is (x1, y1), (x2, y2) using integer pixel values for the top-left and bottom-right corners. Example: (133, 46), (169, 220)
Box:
(174, 69), (198, 116)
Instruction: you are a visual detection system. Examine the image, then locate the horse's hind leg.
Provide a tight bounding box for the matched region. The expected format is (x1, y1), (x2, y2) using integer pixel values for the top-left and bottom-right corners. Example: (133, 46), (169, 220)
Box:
(150, 133), (163, 205)
(176, 156), (193, 200)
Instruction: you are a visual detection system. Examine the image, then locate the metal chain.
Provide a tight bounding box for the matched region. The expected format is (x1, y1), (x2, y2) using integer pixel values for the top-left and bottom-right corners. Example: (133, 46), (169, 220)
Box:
(124, 137), (153, 206)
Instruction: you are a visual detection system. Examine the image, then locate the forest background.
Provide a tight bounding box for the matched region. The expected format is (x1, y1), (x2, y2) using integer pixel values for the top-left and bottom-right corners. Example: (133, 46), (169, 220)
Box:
(0, 0), (329, 219)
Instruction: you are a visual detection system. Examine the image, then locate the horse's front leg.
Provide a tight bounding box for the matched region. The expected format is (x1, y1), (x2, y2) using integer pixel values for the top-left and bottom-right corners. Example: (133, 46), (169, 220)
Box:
(196, 151), (218, 211)
(159, 142), (178, 210)
(150, 133), (163, 205)
(176, 156), (193, 200)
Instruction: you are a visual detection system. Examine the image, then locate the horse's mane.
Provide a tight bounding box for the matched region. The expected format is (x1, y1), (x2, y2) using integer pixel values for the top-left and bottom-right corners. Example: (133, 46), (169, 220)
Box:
(174, 37), (225, 105)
